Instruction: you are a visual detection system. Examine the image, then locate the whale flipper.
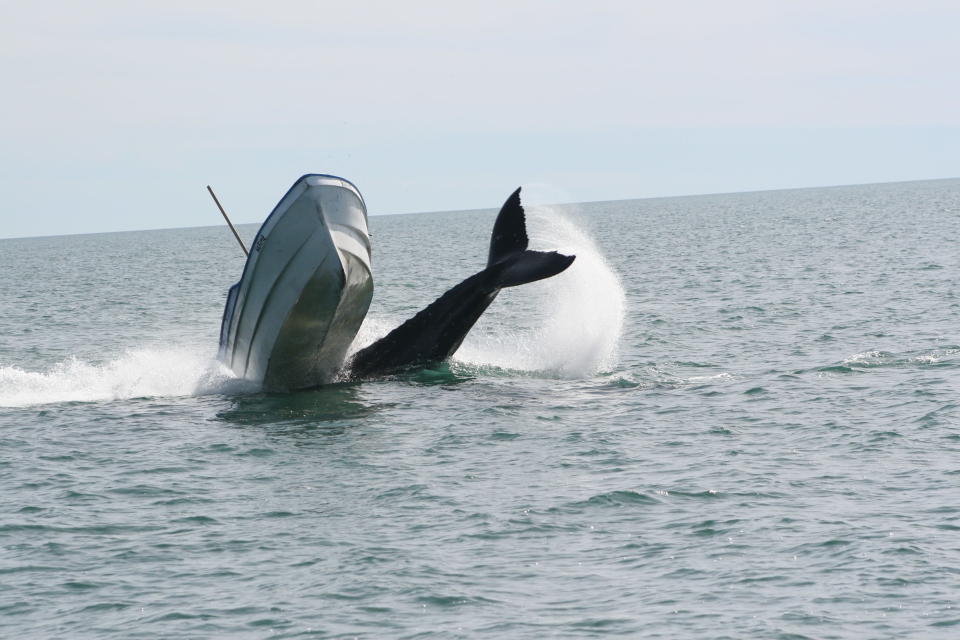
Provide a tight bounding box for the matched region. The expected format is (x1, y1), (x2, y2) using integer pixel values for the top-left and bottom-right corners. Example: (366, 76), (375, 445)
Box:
(348, 188), (575, 378)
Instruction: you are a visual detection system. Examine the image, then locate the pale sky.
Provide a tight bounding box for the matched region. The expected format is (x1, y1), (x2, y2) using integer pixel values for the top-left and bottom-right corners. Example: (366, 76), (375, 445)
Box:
(1, 1), (958, 238)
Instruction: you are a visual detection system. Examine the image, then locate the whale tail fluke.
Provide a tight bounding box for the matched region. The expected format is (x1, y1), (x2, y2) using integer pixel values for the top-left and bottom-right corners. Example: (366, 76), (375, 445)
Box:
(488, 187), (529, 266)
(488, 186), (575, 286)
(493, 249), (576, 288)
(347, 187), (575, 378)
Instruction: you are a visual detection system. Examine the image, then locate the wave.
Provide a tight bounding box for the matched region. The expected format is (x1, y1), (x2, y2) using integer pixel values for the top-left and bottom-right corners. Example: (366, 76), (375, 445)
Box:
(818, 347), (960, 372)
(0, 348), (254, 408)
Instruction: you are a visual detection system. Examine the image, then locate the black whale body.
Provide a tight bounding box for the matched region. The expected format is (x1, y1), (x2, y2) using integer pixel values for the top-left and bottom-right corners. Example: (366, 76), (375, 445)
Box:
(348, 188), (575, 378)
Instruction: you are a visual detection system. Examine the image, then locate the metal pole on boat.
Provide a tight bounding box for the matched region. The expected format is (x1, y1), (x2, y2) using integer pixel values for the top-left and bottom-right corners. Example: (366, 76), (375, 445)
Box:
(206, 185), (249, 256)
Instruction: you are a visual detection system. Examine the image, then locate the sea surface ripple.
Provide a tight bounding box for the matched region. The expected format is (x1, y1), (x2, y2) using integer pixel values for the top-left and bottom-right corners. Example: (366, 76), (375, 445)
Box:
(2, 178), (960, 638)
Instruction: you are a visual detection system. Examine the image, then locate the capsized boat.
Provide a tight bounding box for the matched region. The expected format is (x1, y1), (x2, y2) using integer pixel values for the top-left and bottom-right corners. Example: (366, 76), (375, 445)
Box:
(218, 174), (373, 390)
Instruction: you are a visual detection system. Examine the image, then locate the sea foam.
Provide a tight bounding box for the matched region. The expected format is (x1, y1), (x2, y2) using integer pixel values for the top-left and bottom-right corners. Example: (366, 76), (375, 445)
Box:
(0, 347), (251, 408)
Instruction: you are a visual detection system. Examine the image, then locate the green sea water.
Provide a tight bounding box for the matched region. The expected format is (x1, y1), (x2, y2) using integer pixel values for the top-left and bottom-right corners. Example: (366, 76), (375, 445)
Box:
(2, 178), (959, 638)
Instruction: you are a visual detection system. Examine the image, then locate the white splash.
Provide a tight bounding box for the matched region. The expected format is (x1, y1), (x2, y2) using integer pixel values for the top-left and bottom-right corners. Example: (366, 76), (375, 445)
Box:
(0, 206), (626, 406)
(349, 316), (399, 355)
(455, 206), (625, 377)
(842, 350), (890, 366)
(0, 347), (253, 408)
(686, 372), (736, 385)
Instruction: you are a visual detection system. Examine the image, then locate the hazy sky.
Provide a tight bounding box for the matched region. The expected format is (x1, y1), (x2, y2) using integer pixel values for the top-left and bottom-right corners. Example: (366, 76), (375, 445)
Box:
(1, 1), (958, 238)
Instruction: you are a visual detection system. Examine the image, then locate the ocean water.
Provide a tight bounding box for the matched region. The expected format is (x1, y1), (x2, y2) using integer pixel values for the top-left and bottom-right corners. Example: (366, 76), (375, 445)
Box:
(2, 178), (959, 638)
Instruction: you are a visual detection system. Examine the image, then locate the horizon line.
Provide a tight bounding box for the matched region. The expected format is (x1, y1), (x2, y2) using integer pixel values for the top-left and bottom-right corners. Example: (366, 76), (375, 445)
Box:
(3, 175), (957, 242)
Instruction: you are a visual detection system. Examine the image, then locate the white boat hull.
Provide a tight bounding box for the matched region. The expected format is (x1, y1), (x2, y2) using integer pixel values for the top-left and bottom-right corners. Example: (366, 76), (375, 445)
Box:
(218, 175), (373, 390)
